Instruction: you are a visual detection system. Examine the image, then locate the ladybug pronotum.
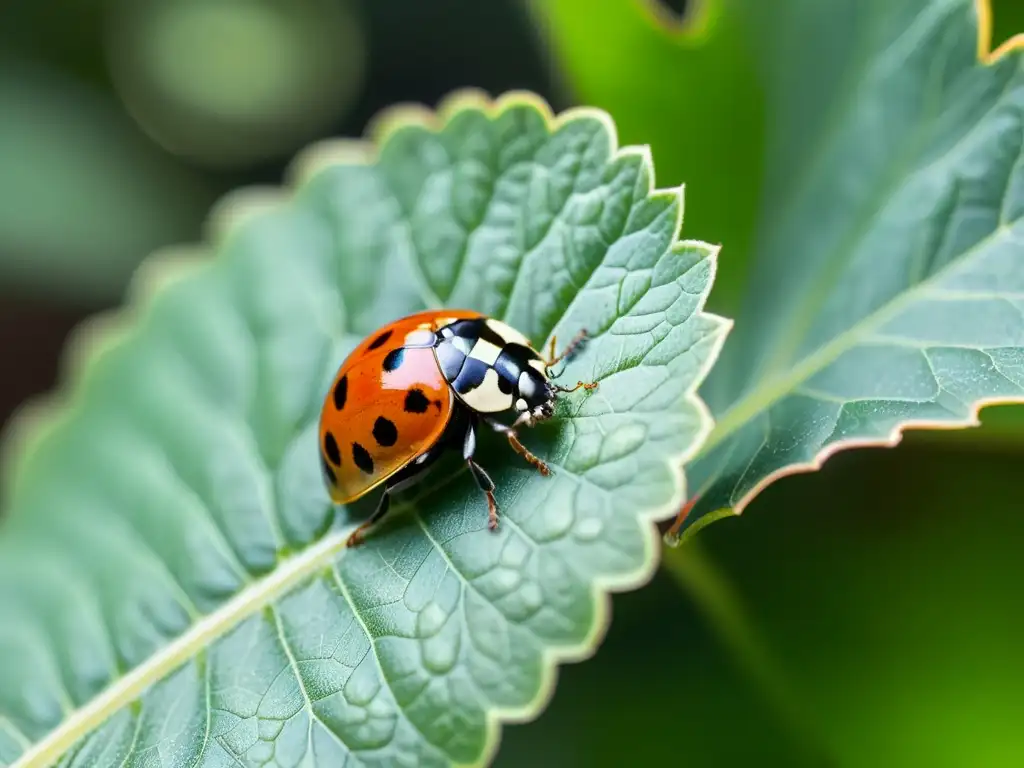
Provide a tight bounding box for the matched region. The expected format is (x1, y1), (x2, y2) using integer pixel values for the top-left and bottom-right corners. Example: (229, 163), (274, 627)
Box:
(318, 309), (597, 547)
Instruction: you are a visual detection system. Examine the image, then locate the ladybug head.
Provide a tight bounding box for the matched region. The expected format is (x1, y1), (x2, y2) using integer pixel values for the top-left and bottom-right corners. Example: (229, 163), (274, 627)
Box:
(535, 396), (556, 421)
(512, 378), (557, 427)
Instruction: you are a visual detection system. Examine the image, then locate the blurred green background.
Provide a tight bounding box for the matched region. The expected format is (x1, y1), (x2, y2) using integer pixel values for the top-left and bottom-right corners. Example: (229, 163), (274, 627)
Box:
(2, 1), (1023, 766)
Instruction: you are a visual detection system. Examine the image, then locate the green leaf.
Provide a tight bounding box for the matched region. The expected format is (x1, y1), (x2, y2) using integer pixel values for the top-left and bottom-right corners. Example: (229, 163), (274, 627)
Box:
(531, 0), (764, 317)
(540, 0), (1019, 540)
(666, 0), (1023, 539)
(539, 0), (1024, 540)
(0, 91), (727, 766)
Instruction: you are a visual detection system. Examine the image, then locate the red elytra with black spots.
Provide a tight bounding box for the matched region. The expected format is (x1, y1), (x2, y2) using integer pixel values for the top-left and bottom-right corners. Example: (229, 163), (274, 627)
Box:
(318, 309), (482, 504)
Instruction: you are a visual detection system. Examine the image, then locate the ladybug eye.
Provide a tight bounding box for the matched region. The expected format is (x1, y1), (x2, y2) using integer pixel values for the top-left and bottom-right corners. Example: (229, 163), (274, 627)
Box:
(518, 371), (538, 399)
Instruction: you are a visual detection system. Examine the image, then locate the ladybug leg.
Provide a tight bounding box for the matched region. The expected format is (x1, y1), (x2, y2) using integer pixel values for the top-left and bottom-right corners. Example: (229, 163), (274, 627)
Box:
(463, 418), (500, 530)
(485, 416), (551, 477)
(345, 452), (437, 548)
(544, 335), (559, 366)
(468, 462), (499, 531)
(544, 328), (589, 373)
(551, 380), (598, 394)
(345, 491), (392, 548)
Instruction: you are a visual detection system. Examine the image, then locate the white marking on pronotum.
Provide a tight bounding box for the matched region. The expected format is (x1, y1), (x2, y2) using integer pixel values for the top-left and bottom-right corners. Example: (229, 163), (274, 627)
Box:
(486, 318), (531, 348)
(453, 336), (474, 355)
(460, 369), (513, 412)
(528, 359), (547, 374)
(468, 338), (503, 365)
(404, 329), (436, 347)
(518, 371), (537, 399)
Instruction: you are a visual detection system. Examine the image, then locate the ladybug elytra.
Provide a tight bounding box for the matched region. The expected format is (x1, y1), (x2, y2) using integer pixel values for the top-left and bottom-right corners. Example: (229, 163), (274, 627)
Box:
(318, 309), (597, 547)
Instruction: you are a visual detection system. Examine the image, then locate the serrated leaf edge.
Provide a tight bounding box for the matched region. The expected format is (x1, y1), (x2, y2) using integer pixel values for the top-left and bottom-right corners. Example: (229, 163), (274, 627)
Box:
(676, 0), (1024, 538)
(3, 90), (730, 767)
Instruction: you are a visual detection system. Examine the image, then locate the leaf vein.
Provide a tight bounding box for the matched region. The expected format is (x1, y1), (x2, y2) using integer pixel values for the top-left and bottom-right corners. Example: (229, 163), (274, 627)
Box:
(327, 564), (450, 762)
(270, 607), (350, 756)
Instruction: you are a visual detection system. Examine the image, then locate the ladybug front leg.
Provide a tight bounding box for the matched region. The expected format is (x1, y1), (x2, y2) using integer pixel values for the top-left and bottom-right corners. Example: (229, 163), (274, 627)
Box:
(484, 416), (551, 477)
(463, 417), (500, 530)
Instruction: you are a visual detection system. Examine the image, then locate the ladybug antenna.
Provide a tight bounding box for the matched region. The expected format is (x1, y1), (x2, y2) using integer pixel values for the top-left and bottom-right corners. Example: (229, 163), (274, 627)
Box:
(543, 329), (590, 371)
(552, 380), (598, 394)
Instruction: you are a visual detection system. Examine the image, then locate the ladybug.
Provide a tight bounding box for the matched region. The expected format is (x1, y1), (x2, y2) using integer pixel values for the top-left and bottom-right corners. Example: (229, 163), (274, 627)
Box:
(318, 309), (597, 547)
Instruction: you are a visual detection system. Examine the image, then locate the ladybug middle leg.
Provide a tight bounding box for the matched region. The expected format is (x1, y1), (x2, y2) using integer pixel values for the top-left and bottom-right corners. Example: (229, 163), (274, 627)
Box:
(344, 482), (394, 548)
(483, 416), (551, 477)
(345, 466), (427, 548)
(462, 416), (500, 530)
(345, 445), (444, 548)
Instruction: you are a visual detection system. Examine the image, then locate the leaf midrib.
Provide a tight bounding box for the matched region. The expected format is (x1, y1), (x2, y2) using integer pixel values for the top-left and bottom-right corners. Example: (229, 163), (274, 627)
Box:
(696, 221), (1016, 460)
(12, 428), (613, 768)
(12, 528), (353, 768)
(699, 37), (1020, 465)
(752, 2), (1013, 381)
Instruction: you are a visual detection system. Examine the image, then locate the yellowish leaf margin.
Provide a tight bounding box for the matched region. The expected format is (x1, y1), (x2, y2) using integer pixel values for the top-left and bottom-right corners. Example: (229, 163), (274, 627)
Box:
(635, 0), (1019, 57)
(1, 90), (730, 767)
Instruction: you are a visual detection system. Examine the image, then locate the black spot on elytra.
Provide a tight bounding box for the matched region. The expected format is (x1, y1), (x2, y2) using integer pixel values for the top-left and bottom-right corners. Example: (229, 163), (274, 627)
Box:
(367, 329), (393, 351)
(404, 388), (430, 413)
(383, 348), (405, 372)
(352, 442), (374, 474)
(333, 375), (348, 411)
(324, 432), (341, 466)
(373, 416), (398, 447)
(321, 456), (337, 485)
